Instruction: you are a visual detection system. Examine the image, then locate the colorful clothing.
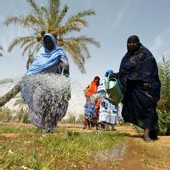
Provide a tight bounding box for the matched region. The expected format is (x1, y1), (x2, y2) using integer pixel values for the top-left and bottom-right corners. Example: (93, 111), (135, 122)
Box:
(84, 102), (95, 118)
(100, 100), (121, 125)
(99, 100), (111, 124)
(85, 76), (100, 101)
(83, 76), (100, 129)
(26, 33), (68, 76)
(21, 33), (70, 132)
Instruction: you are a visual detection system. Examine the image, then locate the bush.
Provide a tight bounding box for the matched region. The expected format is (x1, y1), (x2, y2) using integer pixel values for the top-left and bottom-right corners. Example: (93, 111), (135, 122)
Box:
(0, 107), (13, 122)
(158, 109), (170, 135)
(0, 107), (29, 123)
(61, 115), (76, 124)
(76, 114), (84, 124)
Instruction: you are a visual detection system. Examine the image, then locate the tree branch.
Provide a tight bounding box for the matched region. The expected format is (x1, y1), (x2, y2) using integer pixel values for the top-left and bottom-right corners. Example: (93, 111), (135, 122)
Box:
(0, 81), (21, 107)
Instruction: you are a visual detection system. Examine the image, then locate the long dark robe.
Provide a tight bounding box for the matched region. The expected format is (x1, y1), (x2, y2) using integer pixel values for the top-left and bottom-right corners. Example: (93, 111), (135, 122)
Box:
(119, 45), (161, 129)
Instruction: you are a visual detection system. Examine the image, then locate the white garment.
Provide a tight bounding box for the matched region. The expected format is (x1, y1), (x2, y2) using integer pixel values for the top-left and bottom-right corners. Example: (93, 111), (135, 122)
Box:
(99, 99), (112, 123)
(99, 100), (123, 125)
(97, 78), (107, 92)
(99, 111), (107, 123)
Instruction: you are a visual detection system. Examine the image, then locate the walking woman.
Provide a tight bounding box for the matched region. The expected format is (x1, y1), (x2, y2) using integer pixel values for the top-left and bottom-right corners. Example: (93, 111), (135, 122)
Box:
(117, 35), (161, 141)
(21, 33), (71, 133)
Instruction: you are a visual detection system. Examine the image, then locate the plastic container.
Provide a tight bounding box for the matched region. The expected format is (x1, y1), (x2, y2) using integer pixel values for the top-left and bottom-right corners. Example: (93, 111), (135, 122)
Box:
(105, 77), (123, 105)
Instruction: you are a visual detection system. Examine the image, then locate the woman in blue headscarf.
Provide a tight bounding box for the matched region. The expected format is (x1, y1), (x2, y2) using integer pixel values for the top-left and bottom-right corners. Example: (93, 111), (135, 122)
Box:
(26, 33), (69, 76)
(116, 35), (161, 141)
(21, 33), (71, 133)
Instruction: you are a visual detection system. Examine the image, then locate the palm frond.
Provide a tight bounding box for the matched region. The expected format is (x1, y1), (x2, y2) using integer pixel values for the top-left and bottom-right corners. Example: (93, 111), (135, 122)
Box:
(7, 36), (35, 52)
(20, 37), (35, 48)
(40, 5), (49, 25)
(59, 18), (88, 34)
(22, 40), (38, 56)
(27, 0), (42, 17)
(55, 9), (95, 36)
(61, 39), (89, 73)
(26, 53), (34, 69)
(72, 36), (100, 48)
(4, 16), (30, 27)
(24, 15), (45, 29)
(49, 0), (60, 23)
(71, 9), (95, 18)
(57, 5), (69, 26)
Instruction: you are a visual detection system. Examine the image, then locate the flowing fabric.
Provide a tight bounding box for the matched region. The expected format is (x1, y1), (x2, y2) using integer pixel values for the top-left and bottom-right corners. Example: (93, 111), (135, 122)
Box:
(26, 33), (68, 76)
(97, 78), (107, 92)
(119, 45), (161, 129)
(99, 100), (121, 125)
(21, 74), (71, 130)
(85, 76), (100, 99)
(84, 102), (95, 117)
(21, 33), (70, 131)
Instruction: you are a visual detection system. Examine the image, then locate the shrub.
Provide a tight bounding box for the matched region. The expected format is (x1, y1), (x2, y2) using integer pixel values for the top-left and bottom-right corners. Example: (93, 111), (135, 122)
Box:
(158, 109), (170, 135)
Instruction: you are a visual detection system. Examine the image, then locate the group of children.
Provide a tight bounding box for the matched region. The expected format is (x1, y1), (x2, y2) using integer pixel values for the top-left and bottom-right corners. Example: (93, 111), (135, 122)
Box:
(83, 70), (124, 130)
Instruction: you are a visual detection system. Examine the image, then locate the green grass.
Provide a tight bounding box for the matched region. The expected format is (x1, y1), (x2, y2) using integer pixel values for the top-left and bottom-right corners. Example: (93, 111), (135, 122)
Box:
(0, 123), (126, 170)
(0, 124), (35, 133)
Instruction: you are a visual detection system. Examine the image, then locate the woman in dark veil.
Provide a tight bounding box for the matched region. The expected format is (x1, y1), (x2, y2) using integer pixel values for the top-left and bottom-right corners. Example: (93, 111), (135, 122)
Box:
(117, 35), (161, 141)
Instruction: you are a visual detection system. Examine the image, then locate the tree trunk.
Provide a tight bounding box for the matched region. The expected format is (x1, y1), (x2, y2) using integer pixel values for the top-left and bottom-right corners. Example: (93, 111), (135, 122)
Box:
(0, 81), (21, 107)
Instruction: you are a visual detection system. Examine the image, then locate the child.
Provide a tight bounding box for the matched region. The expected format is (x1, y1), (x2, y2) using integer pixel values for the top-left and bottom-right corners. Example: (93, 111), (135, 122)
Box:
(83, 96), (95, 129)
(98, 99), (109, 130)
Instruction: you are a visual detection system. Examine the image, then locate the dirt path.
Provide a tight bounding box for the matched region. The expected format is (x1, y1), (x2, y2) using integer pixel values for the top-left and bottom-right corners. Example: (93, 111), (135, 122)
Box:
(59, 124), (170, 170)
(108, 125), (170, 170)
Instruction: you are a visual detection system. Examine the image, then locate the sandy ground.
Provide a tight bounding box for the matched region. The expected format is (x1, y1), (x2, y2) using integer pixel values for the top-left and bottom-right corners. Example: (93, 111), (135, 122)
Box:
(62, 124), (170, 170)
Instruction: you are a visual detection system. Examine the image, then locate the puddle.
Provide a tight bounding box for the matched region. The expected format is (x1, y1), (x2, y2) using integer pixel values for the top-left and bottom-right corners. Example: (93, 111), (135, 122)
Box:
(95, 142), (126, 161)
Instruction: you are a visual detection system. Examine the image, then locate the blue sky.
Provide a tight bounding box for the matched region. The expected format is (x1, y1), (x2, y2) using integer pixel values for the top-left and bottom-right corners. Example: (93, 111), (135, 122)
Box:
(0, 0), (170, 88)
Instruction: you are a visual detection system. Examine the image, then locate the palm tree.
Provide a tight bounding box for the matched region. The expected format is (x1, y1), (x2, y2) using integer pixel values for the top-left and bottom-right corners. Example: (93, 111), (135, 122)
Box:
(0, 0), (100, 107)
(4, 0), (100, 72)
(0, 46), (3, 56)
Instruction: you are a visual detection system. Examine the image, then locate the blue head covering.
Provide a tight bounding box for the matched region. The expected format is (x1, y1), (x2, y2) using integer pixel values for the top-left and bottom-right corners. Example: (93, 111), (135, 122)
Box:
(105, 70), (113, 77)
(26, 33), (68, 76)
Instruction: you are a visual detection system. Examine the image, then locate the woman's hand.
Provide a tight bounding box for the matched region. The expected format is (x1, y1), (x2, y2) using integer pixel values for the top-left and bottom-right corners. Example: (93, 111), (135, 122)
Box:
(59, 61), (69, 76)
(59, 61), (67, 68)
